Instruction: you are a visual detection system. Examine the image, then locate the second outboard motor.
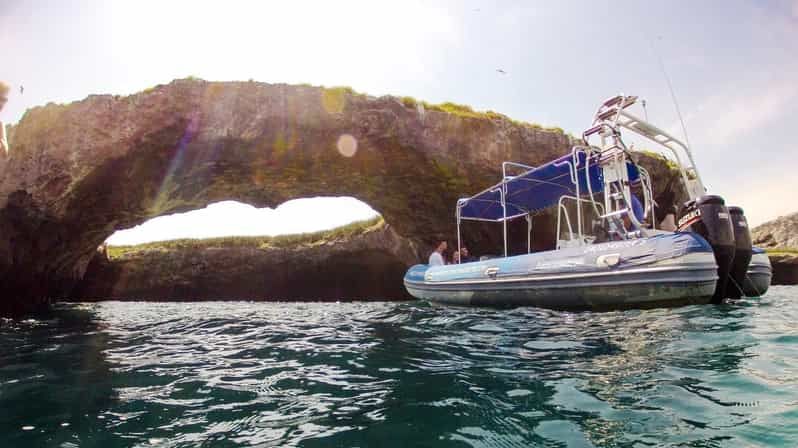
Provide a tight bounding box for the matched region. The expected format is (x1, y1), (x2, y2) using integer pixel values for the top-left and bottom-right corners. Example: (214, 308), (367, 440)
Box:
(678, 195), (735, 303)
(727, 206), (753, 299)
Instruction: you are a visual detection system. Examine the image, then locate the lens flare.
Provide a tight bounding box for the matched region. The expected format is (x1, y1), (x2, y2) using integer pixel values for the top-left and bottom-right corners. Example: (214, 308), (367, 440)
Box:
(336, 134), (358, 157)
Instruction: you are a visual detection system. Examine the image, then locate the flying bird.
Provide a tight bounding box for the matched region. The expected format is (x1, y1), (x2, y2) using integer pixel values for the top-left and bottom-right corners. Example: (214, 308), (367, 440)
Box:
(19, 85), (24, 95)
(496, 69), (507, 75)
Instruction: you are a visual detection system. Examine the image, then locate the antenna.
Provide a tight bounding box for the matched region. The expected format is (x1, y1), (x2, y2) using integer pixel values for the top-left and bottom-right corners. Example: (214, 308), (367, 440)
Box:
(649, 36), (692, 150)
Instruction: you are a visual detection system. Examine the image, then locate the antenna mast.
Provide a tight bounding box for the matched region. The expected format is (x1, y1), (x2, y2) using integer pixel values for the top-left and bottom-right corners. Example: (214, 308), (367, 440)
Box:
(650, 37), (692, 150)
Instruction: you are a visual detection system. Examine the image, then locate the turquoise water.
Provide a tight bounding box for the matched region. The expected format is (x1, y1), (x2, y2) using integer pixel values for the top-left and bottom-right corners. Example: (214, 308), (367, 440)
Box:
(2, 287), (797, 447)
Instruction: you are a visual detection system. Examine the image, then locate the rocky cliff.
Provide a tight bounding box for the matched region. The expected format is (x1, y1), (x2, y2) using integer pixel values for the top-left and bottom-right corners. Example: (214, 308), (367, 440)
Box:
(0, 79), (685, 315)
(73, 218), (417, 301)
(752, 212), (798, 285)
(752, 212), (798, 250)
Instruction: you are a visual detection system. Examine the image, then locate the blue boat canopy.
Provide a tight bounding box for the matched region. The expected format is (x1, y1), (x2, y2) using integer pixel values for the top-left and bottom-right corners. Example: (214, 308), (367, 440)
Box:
(458, 150), (640, 221)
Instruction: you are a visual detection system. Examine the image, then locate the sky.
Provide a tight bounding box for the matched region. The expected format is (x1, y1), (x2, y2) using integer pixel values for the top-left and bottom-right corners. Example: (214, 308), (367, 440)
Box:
(104, 198), (379, 245)
(1, 0), (797, 243)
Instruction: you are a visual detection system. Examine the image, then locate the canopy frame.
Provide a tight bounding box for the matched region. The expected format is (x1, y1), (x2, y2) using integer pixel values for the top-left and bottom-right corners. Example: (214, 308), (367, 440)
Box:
(454, 94), (688, 264)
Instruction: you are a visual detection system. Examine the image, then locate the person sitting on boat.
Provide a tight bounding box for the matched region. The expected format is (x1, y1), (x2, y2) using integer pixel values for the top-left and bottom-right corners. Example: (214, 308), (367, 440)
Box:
(451, 250), (460, 264)
(428, 240), (447, 266)
(460, 246), (477, 263)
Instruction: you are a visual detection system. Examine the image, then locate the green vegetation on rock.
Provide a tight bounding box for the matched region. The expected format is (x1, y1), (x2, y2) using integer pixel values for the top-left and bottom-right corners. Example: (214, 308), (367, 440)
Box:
(634, 149), (680, 171)
(107, 216), (385, 260)
(766, 248), (798, 256)
(395, 95), (564, 133)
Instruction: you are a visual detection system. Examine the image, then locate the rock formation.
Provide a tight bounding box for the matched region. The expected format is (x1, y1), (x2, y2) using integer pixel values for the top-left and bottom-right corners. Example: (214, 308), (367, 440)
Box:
(0, 79), (685, 315)
(768, 253), (798, 285)
(73, 219), (417, 301)
(752, 212), (798, 285)
(752, 212), (798, 250)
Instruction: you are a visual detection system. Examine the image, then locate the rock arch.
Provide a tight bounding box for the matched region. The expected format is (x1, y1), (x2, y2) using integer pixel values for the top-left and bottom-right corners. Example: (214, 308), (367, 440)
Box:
(0, 79), (578, 315)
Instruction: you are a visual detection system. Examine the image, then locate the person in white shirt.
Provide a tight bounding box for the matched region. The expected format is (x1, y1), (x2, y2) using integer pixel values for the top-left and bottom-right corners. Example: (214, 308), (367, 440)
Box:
(428, 240), (447, 266)
(0, 81), (9, 155)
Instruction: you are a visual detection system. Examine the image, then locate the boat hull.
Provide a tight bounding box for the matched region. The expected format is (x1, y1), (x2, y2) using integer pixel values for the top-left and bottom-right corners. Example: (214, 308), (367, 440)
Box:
(742, 249), (772, 297)
(405, 233), (718, 310)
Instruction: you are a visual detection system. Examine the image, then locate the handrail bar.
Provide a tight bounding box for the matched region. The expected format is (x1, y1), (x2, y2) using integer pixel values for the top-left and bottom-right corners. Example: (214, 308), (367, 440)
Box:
(616, 109), (705, 198)
(502, 161), (536, 179)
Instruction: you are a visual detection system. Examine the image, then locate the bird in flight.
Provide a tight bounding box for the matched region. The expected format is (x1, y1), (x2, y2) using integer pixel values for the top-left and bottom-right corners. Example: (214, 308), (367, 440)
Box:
(20, 85), (24, 95)
(496, 69), (507, 75)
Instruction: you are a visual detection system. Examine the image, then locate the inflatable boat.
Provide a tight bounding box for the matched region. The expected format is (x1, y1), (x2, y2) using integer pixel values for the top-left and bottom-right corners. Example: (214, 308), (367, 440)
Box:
(742, 247), (772, 297)
(404, 94), (771, 309)
(405, 233), (718, 309)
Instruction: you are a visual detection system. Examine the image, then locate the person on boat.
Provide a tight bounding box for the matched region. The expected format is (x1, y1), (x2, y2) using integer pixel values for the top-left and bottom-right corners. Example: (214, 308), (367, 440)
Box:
(460, 246), (477, 263)
(451, 250), (461, 264)
(658, 204), (678, 231)
(428, 240), (447, 266)
(0, 81), (9, 156)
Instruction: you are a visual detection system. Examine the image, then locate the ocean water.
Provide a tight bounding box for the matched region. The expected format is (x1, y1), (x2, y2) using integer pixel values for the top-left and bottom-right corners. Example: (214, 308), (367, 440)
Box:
(1, 287), (797, 447)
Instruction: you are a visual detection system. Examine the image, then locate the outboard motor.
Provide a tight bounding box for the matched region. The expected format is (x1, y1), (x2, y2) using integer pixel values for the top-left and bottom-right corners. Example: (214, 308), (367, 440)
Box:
(678, 195), (735, 303)
(727, 206), (753, 299)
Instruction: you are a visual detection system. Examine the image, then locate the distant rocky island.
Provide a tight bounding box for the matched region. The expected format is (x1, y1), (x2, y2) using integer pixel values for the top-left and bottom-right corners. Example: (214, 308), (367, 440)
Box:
(752, 212), (798, 285)
(752, 211), (798, 250)
(73, 217), (418, 301)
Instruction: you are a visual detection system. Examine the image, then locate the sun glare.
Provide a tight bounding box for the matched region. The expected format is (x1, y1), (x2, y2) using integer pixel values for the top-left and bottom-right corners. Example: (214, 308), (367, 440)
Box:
(105, 1), (457, 94)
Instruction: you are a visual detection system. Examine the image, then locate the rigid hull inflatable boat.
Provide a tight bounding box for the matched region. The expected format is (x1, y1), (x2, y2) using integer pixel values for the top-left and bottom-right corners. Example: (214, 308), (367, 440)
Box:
(405, 233), (718, 309)
(404, 94), (772, 309)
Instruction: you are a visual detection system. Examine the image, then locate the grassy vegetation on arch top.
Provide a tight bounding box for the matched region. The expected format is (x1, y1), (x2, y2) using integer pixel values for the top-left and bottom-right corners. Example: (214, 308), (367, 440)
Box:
(106, 216), (385, 260)
(136, 79), (567, 134)
(399, 95), (564, 133)
(766, 248), (798, 256)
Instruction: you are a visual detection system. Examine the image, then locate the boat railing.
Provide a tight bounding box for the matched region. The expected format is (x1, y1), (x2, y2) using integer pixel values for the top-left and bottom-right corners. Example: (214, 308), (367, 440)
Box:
(556, 195), (604, 249)
(455, 195), (533, 263)
(599, 208), (643, 240)
(557, 202), (576, 248)
(502, 161), (536, 180)
(637, 166), (656, 229)
(584, 94), (705, 200)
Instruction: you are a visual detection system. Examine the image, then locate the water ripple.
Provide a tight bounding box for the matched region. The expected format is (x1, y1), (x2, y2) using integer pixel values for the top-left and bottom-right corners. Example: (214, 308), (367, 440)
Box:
(1, 287), (797, 447)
